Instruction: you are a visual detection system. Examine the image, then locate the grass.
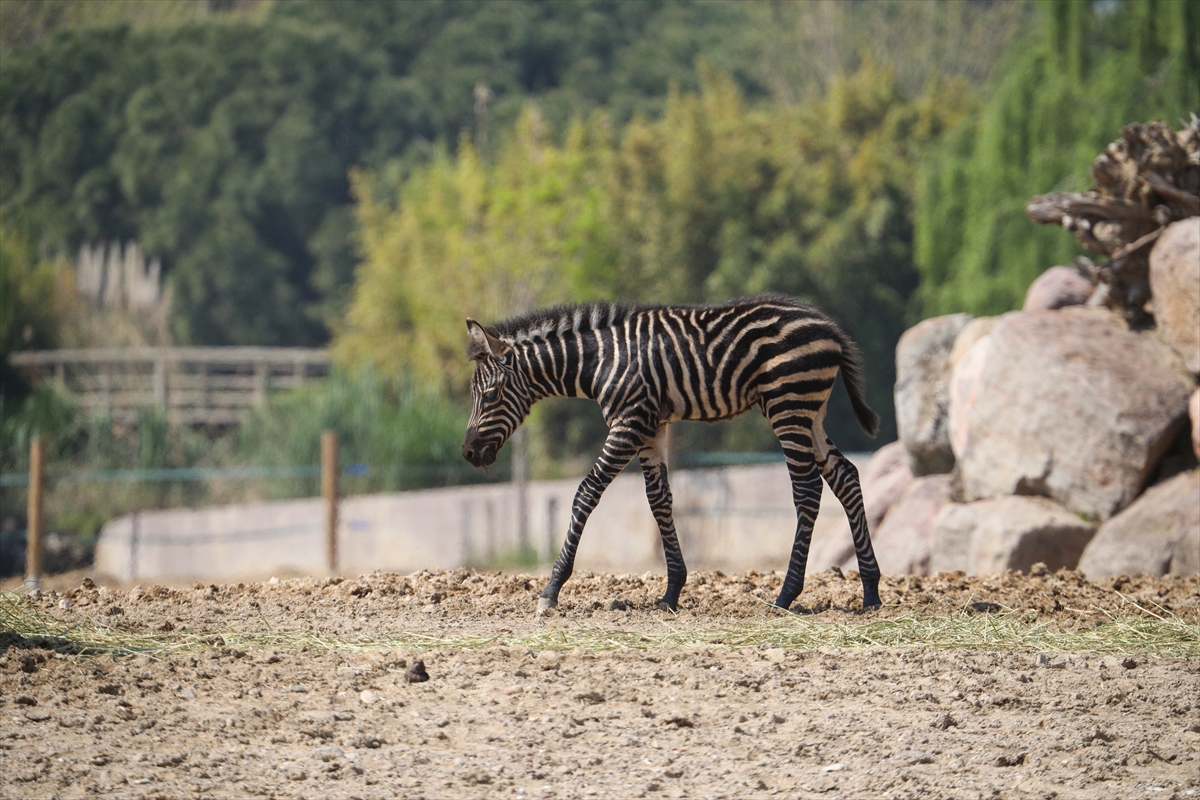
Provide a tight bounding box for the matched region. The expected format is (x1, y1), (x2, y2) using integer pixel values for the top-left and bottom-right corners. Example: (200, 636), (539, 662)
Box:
(3, 591), (1198, 660)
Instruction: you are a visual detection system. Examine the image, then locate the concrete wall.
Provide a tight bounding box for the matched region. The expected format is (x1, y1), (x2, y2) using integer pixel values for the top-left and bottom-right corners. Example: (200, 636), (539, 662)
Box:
(96, 460), (867, 583)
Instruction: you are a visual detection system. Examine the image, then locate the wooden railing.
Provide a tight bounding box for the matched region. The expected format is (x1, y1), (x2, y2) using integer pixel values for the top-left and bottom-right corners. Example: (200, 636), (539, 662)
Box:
(9, 347), (330, 425)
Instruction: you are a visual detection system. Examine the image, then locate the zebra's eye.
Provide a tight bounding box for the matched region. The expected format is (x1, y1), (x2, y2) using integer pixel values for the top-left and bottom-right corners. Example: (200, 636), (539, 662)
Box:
(483, 387), (499, 402)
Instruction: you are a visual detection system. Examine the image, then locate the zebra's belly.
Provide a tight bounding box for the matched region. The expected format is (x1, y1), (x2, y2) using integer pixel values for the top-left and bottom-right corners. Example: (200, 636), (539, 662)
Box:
(666, 389), (759, 423)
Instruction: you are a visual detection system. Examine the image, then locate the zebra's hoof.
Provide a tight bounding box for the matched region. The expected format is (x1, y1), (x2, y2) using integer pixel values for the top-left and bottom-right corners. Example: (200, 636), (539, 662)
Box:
(862, 580), (882, 611)
(656, 599), (677, 613)
(536, 596), (557, 616)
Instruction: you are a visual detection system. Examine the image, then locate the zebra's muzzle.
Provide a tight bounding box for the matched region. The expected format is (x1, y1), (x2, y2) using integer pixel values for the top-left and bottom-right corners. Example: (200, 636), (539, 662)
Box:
(462, 428), (498, 468)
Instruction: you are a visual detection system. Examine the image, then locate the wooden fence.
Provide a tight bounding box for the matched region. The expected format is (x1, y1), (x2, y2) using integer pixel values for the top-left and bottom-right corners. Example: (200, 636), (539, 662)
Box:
(9, 347), (330, 425)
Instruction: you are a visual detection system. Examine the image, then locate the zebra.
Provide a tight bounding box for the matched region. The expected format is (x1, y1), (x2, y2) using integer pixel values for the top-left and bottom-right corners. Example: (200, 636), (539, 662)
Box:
(460, 295), (882, 614)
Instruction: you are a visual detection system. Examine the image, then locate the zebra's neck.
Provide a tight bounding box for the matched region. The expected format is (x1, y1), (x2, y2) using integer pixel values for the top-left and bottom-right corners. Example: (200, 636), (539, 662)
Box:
(491, 302), (635, 405)
(510, 335), (605, 403)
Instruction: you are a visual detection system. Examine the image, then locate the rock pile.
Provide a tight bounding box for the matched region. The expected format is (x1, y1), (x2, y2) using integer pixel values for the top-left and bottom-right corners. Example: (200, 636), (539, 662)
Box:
(839, 120), (1199, 579)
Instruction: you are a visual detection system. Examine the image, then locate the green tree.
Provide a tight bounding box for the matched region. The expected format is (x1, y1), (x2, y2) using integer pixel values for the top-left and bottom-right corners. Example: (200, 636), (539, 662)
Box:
(341, 64), (972, 450)
(339, 109), (617, 391)
(914, 0), (1200, 318)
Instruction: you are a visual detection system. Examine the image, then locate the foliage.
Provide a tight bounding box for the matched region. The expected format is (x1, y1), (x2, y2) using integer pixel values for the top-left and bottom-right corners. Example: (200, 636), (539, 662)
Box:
(2, 1), (1025, 353)
(0, 224), (79, 399)
(0, 1), (772, 348)
(236, 368), (496, 495)
(751, 0), (1031, 104)
(339, 112), (617, 392)
(914, 0), (1200, 318)
(342, 63), (973, 451)
(1, 21), (389, 346)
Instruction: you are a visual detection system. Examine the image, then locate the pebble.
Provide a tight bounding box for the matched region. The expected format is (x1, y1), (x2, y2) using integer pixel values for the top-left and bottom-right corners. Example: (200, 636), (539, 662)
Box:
(765, 648), (786, 663)
(536, 651), (561, 670)
(359, 690), (378, 705)
(993, 752), (1026, 767)
(405, 660), (430, 683)
(288, 684), (308, 693)
(931, 712), (958, 730)
(58, 598), (73, 610)
(898, 749), (933, 765)
(314, 746), (344, 762)
(820, 763), (845, 773)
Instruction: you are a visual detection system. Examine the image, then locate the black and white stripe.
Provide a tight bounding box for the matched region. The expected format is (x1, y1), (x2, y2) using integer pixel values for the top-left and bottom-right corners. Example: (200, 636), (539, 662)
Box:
(461, 295), (882, 613)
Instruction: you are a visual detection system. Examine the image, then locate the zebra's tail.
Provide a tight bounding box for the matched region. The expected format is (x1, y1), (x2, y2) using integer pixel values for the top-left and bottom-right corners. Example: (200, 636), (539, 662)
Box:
(837, 333), (879, 438)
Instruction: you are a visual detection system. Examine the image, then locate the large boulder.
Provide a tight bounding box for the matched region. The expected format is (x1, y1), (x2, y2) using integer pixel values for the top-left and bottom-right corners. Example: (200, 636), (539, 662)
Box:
(930, 496), (1096, 576)
(1078, 469), (1200, 577)
(1023, 266), (1095, 311)
(863, 474), (954, 576)
(950, 307), (1195, 521)
(895, 313), (973, 476)
(808, 442), (914, 572)
(948, 317), (996, 375)
(1191, 389), (1200, 461)
(1149, 218), (1200, 374)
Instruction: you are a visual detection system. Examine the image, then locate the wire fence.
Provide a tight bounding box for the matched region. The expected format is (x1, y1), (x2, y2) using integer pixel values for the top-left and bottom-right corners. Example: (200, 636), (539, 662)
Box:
(1, 433), (808, 584)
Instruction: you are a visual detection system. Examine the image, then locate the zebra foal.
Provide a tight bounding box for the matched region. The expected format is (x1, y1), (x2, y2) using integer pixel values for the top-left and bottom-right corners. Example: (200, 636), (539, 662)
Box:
(461, 295), (883, 614)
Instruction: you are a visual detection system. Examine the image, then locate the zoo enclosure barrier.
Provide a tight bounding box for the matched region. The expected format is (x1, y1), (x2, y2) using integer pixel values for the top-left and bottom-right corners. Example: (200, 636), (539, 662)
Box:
(8, 434), (868, 584)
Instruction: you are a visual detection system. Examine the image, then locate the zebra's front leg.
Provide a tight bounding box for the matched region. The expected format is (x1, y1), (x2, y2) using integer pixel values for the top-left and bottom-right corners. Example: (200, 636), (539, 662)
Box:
(819, 444), (882, 609)
(538, 423), (644, 615)
(639, 426), (686, 612)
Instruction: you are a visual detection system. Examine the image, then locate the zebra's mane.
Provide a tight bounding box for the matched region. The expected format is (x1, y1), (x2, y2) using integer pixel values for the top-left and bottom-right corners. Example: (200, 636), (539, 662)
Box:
(487, 301), (643, 344)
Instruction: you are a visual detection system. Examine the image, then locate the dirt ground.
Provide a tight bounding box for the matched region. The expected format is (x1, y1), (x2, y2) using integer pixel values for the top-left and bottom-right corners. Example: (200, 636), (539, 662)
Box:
(2, 568), (1198, 800)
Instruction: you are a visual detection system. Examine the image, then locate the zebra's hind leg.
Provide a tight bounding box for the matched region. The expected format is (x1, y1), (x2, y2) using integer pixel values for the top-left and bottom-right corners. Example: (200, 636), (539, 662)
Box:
(819, 443), (882, 610)
(639, 426), (686, 611)
(773, 458), (823, 610)
(763, 399), (825, 610)
(538, 422), (644, 615)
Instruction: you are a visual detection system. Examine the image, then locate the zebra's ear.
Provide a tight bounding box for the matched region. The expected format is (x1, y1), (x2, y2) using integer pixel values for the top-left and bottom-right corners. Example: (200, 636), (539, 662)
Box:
(466, 318), (511, 361)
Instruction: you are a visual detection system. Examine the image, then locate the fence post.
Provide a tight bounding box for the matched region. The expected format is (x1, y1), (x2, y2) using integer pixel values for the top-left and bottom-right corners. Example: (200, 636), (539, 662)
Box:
(25, 436), (45, 590)
(322, 431), (339, 574)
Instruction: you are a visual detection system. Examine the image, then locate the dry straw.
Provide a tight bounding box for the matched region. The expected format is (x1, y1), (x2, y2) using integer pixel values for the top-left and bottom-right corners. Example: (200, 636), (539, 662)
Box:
(1, 591), (1196, 659)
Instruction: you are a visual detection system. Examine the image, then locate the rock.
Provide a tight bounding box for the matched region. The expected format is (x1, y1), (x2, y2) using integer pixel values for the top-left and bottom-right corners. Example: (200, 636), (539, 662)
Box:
(358, 690), (377, 705)
(864, 475), (955, 576)
(947, 317), (996, 376)
(1191, 390), (1200, 460)
(930, 496), (1097, 576)
(1149, 218), (1200, 374)
(950, 308), (1194, 521)
(404, 660), (430, 683)
(314, 746), (344, 762)
(993, 752), (1026, 767)
(809, 442), (914, 572)
(1078, 469), (1200, 578)
(1023, 266), (1095, 311)
(895, 313), (974, 476)
(948, 331), (993, 459)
